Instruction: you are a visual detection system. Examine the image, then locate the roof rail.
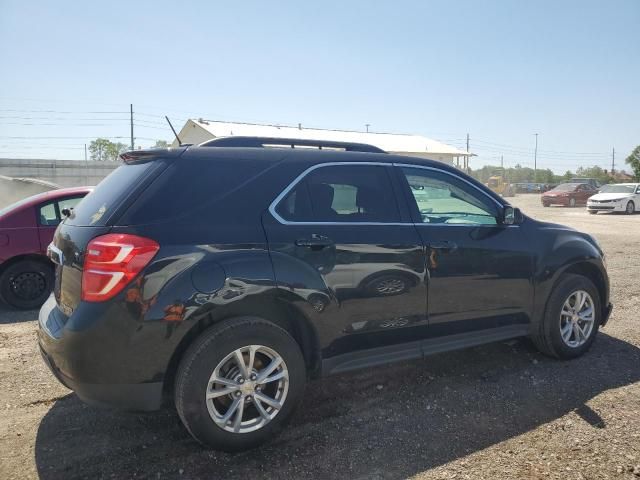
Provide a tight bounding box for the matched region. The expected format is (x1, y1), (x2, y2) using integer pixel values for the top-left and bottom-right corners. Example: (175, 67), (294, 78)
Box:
(199, 136), (386, 153)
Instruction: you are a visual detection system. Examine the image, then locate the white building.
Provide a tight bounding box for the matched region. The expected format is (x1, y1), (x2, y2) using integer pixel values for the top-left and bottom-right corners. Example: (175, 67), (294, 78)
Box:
(172, 119), (473, 167)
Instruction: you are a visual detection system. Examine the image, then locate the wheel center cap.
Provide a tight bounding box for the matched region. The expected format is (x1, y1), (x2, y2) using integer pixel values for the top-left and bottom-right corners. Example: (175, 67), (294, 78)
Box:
(240, 381), (256, 395)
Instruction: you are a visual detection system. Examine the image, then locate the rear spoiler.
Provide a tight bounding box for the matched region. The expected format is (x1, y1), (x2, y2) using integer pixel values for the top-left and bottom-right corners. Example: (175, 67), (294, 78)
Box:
(199, 136), (386, 154)
(119, 147), (188, 164)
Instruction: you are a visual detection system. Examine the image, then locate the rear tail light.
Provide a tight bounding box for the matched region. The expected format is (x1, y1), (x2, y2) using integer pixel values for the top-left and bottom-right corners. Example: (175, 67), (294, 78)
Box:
(82, 234), (159, 302)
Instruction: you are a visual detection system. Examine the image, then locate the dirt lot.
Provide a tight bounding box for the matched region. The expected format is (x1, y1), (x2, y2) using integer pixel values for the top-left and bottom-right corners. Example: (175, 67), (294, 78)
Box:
(1, 194), (639, 480)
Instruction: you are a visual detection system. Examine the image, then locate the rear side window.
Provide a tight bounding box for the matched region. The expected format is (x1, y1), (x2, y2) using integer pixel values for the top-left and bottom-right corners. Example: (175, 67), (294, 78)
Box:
(66, 162), (157, 226)
(275, 164), (400, 223)
(119, 156), (275, 225)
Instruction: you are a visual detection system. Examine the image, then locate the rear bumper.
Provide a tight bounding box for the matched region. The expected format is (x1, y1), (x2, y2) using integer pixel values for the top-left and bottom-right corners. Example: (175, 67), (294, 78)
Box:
(38, 343), (162, 410)
(37, 295), (166, 411)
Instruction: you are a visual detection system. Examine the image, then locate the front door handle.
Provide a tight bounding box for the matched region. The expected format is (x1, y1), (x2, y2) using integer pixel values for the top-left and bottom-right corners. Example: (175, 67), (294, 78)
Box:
(427, 241), (458, 251)
(295, 234), (334, 250)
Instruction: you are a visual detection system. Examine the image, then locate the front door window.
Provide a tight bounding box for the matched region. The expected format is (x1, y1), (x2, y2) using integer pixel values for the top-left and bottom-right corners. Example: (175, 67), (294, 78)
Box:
(401, 167), (498, 225)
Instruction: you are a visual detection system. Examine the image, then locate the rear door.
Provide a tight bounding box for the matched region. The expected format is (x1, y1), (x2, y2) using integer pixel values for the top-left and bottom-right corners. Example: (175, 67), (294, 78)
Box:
(263, 162), (427, 360)
(36, 200), (60, 251)
(395, 164), (534, 337)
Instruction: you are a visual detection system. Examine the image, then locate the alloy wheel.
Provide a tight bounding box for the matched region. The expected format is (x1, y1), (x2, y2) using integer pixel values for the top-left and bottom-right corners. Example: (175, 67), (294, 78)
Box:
(205, 345), (289, 433)
(559, 290), (595, 348)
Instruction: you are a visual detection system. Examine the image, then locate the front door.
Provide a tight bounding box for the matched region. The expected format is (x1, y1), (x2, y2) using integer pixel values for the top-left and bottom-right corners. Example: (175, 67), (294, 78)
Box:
(395, 165), (534, 337)
(263, 163), (427, 360)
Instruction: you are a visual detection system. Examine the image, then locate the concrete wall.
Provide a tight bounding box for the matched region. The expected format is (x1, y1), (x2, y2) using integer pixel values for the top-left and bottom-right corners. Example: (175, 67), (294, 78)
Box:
(0, 158), (118, 188)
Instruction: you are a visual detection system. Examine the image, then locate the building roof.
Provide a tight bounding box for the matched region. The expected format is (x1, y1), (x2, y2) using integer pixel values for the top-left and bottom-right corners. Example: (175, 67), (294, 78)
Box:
(175, 119), (472, 156)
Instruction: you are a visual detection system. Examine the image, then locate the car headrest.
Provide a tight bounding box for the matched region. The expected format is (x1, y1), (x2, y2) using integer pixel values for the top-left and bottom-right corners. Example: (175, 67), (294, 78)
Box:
(309, 183), (335, 210)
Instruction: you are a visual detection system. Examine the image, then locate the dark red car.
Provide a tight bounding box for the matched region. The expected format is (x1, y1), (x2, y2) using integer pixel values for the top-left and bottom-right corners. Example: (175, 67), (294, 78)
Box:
(0, 187), (92, 309)
(541, 182), (596, 207)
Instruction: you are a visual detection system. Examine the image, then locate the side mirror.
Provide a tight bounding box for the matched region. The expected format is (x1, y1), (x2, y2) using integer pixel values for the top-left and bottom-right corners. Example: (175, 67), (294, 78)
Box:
(503, 206), (523, 225)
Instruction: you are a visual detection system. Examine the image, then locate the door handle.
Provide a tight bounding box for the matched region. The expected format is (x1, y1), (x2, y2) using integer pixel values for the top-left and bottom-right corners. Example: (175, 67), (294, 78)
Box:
(295, 234), (334, 250)
(427, 241), (457, 251)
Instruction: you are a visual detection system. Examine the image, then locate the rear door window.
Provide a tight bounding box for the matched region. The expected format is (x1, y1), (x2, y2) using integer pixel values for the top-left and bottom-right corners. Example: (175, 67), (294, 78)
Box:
(274, 164), (401, 223)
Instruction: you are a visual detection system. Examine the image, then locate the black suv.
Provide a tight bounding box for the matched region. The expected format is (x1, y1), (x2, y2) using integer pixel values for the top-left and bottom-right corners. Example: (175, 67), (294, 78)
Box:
(39, 137), (612, 451)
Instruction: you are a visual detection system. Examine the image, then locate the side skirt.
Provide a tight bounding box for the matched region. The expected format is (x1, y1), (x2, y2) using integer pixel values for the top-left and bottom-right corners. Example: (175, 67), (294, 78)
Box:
(321, 324), (529, 376)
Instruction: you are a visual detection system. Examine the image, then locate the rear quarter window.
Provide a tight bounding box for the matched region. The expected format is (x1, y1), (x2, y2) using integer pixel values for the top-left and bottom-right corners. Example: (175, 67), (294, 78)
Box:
(118, 155), (277, 225)
(65, 161), (159, 226)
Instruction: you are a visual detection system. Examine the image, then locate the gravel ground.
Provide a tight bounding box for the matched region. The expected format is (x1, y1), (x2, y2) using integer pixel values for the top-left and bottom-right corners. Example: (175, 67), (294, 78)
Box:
(0, 194), (639, 480)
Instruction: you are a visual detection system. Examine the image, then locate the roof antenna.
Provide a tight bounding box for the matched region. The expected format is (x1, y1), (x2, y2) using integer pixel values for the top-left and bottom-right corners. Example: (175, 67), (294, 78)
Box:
(165, 116), (182, 145)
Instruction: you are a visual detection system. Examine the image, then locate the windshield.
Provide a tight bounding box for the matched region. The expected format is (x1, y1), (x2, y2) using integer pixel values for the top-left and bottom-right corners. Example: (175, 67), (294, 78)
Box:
(552, 184), (577, 192)
(598, 184), (636, 194)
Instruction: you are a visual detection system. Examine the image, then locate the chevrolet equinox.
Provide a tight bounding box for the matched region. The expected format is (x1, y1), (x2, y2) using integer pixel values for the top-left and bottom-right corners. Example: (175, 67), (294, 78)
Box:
(38, 137), (612, 451)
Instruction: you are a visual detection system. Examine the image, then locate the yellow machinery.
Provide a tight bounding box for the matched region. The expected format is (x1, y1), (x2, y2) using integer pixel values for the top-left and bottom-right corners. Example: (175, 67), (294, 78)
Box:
(486, 175), (515, 197)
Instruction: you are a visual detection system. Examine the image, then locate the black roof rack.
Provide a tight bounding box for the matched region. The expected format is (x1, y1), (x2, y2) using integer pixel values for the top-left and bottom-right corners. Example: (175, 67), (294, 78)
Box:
(199, 136), (386, 154)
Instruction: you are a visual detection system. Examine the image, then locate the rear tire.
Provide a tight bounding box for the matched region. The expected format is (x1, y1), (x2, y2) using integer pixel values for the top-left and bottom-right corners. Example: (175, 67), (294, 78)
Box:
(0, 259), (54, 310)
(588, 210), (597, 215)
(531, 274), (600, 359)
(175, 317), (306, 451)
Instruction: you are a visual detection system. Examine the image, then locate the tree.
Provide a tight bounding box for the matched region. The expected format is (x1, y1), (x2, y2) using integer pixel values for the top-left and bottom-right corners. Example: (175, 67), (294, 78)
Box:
(89, 138), (128, 161)
(625, 145), (640, 180)
(153, 140), (169, 149)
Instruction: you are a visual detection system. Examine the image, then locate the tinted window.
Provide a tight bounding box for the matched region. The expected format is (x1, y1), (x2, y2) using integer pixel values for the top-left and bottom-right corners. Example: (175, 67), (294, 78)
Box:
(120, 156), (276, 225)
(276, 164), (400, 223)
(66, 162), (157, 226)
(39, 202), (58, 226)
(401, 167), (498, 225)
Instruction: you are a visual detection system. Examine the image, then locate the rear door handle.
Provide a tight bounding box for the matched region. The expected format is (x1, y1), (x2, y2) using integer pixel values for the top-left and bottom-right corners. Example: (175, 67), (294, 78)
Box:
(427, 241), (458, 251)
(295, 234), (334, 250)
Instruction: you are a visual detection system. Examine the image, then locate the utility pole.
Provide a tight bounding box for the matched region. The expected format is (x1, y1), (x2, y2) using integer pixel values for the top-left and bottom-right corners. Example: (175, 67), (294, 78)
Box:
(533, 133), (538, 182)
(501, 155), (504, 169)
(130, 104), (134, 151)
(365, 124), (370, 133)
(611, 147), (615, 176)
(466, 133), (470, 173)
(84, 143), (89, 185)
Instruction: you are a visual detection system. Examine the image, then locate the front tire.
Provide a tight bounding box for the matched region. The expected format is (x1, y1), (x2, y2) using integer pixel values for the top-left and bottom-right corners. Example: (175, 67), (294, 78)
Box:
(626, 201), (635, 215)
(588, 210), (597, 215)
(0, 259), (54, 310)
(531, 274), (600, 359)
(175, 317), (306, 451)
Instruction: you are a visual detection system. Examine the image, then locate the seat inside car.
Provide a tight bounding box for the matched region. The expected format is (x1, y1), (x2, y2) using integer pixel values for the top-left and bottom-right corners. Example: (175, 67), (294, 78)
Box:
(309, 183), (338, 220)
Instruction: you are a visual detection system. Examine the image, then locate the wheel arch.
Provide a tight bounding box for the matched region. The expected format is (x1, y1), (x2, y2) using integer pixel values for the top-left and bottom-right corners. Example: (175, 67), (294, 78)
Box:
(542, 260), (608, 326)
(162, 297), (321, 399)
(0, 253), (53, 276)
